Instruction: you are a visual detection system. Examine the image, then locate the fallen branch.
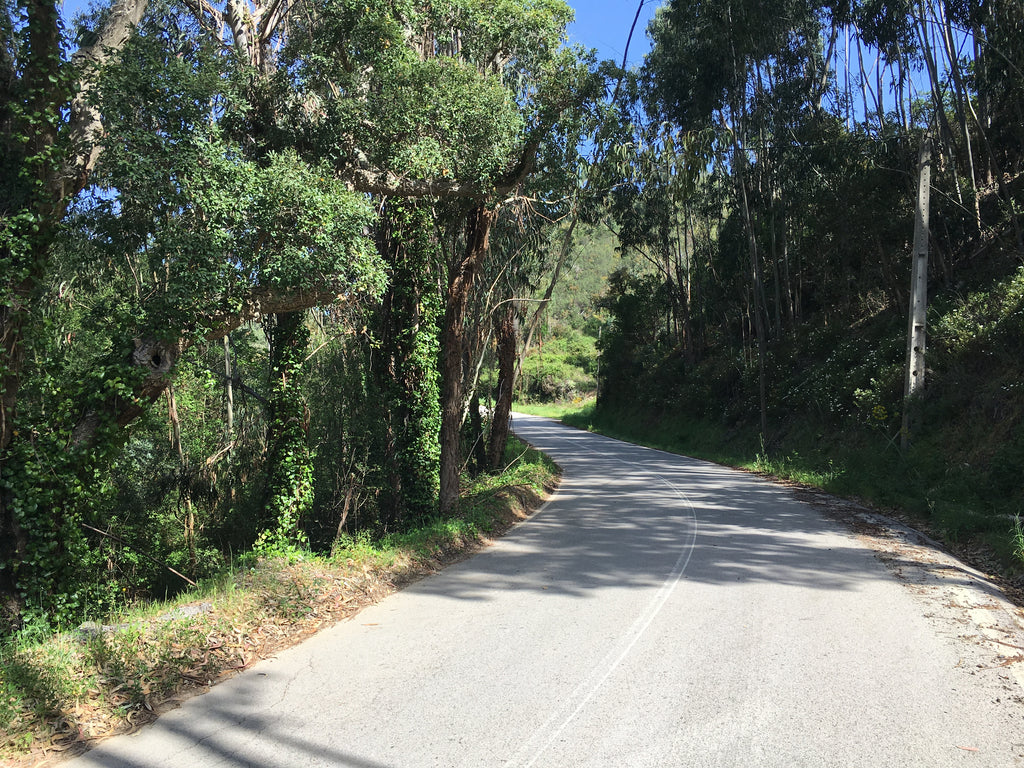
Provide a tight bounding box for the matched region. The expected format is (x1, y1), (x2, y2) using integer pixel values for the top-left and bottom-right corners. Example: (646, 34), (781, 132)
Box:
(81, 523), (198, 587)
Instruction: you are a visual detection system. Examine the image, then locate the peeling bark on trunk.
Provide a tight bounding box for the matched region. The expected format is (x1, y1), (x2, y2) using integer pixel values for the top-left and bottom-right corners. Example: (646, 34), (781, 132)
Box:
(439, 206), (495, 517)
(487, 304), (518, 471)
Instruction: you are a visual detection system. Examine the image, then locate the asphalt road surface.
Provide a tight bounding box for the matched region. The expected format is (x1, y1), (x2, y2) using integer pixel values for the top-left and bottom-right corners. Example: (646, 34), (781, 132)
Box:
(69, 413), (1024, 768)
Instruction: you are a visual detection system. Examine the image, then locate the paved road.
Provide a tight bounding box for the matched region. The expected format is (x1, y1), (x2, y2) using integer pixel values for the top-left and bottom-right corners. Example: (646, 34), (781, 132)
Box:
(70, 414), (1024, 767)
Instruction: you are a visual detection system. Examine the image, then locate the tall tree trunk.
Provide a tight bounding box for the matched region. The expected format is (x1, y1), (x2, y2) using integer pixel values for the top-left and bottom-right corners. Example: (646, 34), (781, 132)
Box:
(726, 110), (769, 436)
(223, 335), (234, 443)
(916, 6), (961, 200)
(937, 2), (981, 234)
(856, 35), (871, 128)
(0, 0), (150, 627)
(261, 311), (313, 547)
(488, 304), (518, 471)
(166, 386), (197, 576)
(375, 202), (442, 528)
(439, 206), (496, 517)
(972, 24), (994, 185)
(468, 388), (487, 475)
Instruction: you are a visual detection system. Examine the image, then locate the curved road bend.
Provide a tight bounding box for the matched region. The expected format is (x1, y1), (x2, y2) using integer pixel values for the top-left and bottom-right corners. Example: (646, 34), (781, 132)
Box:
(71, 413), (1024, 768)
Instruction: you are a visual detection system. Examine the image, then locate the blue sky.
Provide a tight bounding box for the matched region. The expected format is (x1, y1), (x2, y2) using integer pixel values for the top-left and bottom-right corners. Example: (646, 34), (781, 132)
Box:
(61, 0), (664, 70)
(566, 0), (661, 68)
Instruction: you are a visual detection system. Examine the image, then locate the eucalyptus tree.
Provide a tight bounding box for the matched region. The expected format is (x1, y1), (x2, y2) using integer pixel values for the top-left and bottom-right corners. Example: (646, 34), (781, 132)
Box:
(476, 194), (570, 472)
(603, 114), (718, 363)
(481, 65), (615, 471)
(968, 0), (1023, 245)
(643, 0), (841, 433)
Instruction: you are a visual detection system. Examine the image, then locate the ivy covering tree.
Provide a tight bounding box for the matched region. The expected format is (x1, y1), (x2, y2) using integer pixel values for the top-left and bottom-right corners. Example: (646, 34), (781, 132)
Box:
(0, 0), (386, 627)
(281, 0), (600, 515)
(0, 0), (600, 630)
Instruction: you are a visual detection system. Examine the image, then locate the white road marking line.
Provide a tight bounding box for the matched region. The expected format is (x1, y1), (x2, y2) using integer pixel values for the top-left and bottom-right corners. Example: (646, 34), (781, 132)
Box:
(506, 425), (699, 768)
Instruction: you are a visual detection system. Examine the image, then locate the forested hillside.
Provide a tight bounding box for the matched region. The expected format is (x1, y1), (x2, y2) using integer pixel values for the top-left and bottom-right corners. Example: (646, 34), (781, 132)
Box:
(587, 0), (1024, 571)
(1, 0), (1022, 637)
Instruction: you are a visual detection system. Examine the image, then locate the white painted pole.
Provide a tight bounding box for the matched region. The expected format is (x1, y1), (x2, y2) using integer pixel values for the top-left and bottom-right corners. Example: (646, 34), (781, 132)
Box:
(902, 133), (932, 452)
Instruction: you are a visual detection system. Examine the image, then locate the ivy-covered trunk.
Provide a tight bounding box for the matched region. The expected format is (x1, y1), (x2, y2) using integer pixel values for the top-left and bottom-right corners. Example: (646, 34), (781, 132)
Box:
(0, 0), (151, 629)
(260, 311), (313, 551)
(0, 0), (64, 627)
(375, 202), (441, 529)
(0, 246), (55, 629)
(439, 206), (495, 517)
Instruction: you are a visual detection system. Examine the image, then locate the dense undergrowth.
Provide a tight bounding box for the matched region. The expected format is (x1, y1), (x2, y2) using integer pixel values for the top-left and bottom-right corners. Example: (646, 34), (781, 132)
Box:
(0, 439), (556, 764)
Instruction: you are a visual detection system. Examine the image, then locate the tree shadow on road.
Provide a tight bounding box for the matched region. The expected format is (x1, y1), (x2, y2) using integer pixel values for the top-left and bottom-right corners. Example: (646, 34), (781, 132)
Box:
(406, 415), (1005, 606)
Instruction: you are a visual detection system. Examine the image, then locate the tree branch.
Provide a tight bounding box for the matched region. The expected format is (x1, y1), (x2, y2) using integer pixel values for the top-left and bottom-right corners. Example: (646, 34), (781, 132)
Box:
(178, 0), (225, 38)
(62, 0), (150, 202)
(82, 523), (197, 587)
(204, 284), (356, 340)
(347, 169), (483, 198)
(225, 0), (254, 65)
(347, 138), (542, 199)
(259, 0), (289, 43)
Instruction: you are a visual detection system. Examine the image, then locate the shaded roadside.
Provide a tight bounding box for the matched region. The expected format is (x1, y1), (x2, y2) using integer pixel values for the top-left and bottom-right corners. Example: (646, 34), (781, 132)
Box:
(0, 453), (558, 768)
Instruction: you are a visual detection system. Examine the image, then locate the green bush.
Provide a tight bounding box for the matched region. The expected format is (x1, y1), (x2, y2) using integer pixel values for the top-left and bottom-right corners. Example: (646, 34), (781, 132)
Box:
(519, 327), (598, 402)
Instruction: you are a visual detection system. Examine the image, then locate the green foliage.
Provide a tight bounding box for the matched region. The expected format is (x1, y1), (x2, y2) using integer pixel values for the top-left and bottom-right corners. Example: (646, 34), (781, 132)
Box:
(285, 0), (576, 187)
(577, 0), (1024, 575)
(305, 324), (388, 549)
(539, 223), (620, 332)
(0, 430), (555, 755)
(519, 327), (597, 402)
(0, 0), (385, 629)
(513, 397), (596, 419)
(376, 59), (524, 184)
(590, 252), (1024, 571)
(258, 312), (314, 555)
(752, 441), (844, 487)
(0, 0), (596, 631)
(595, 269), (677, 410)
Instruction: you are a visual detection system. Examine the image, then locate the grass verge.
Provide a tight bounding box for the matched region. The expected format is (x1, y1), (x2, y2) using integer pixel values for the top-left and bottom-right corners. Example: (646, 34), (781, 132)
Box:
(512, 396), (596, 420)
(0, 438), (557, 767)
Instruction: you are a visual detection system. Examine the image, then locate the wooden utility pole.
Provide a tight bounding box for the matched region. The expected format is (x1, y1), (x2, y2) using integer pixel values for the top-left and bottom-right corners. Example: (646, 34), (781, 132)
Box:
(902, 133), (932, 452)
